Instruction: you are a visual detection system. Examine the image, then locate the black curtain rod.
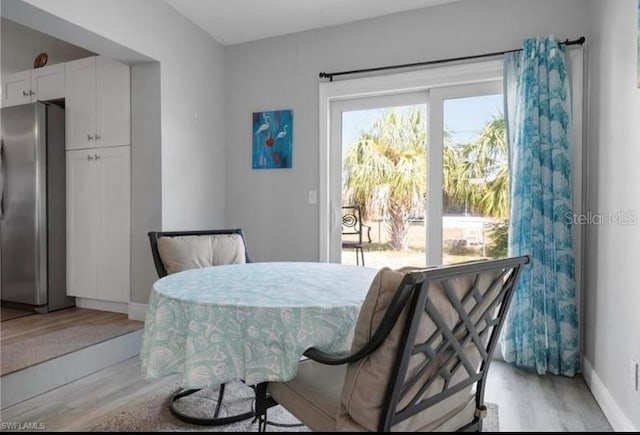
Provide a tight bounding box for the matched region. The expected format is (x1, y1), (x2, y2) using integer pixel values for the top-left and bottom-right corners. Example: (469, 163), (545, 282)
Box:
(319, 36), (586, 81)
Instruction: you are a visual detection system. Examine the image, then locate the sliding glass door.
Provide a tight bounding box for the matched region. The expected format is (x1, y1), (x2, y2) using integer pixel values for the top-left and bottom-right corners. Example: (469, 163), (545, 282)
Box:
(326, 78), (506, 267)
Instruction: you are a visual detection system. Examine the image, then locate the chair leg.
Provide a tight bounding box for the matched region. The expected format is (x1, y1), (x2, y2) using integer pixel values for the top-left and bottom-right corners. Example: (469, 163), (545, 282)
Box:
(258, 410), (268, 432)
(213, 382), (225, 418)
(360, 247), (365, 267)
(355, 248), (360, 266)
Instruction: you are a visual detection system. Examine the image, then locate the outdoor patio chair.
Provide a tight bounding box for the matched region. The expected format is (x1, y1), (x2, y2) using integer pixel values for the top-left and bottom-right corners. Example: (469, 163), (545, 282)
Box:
(342, 205), (372, 266)
(255, 255), (529, 432)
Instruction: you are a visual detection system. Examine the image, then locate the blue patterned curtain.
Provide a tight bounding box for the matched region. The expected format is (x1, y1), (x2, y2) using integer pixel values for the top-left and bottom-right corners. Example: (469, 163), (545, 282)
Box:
(499, 36), (579, 376)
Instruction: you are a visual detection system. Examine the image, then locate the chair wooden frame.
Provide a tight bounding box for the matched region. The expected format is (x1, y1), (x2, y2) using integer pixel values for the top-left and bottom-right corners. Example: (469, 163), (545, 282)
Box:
(147, 228), (252, 426)
(256, 255), (529, 432)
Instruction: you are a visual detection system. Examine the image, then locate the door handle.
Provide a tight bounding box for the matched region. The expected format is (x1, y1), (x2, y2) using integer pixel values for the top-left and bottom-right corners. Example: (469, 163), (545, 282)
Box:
(0, 139), (5, 220)
(87, 134), (94, 141)
(87, 154), (95, 161)
(22, 90), (29, 97)
(94, 154), (100, 160)
(29, 90), (36, 97)
(94, 134), (101, 140)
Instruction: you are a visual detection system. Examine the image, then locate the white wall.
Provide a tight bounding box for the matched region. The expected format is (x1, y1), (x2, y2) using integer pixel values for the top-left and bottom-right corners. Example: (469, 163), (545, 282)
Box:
(584, 0), (640, 430)
(7, 0), (227, 231)
(0, 17), (93, 76)
(224, 0), (591, 261)
(2, 0), (227, 304)
(131, 62), (162, 306)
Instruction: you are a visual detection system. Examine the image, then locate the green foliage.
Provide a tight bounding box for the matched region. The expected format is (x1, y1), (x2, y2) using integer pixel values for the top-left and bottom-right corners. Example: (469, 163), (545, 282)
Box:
(343, 109), (427, 250)
(443, 240), (478, 256)
(446, 115), (510, 219)
(343, 109), (510, 250)
(486, 220), (509, 258)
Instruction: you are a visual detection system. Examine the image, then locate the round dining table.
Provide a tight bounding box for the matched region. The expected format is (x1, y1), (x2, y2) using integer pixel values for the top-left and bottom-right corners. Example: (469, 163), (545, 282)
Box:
(140, 261), (378, 425)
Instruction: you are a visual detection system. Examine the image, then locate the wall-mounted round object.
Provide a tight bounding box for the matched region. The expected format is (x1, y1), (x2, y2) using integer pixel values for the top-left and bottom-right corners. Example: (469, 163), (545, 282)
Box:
(33, 53), (48, 69)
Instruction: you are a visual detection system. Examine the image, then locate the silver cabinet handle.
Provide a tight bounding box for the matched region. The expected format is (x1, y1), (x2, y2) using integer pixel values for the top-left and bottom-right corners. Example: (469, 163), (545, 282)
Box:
(87, 134), (94, 141)
(94, 154), (100, 160)
(87, 155), (95, 161)
(29, 90), (36, 96)
(94, 134), (101, 140)
(22, 90), (29, 97)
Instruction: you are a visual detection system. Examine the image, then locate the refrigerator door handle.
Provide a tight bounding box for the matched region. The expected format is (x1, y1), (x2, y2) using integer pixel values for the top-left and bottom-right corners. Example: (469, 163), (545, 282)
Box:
(0, 138), (4, 220)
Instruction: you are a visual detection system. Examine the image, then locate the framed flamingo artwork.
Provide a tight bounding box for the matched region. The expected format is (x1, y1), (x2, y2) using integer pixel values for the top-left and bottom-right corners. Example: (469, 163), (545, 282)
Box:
(252, 109), (293, 169)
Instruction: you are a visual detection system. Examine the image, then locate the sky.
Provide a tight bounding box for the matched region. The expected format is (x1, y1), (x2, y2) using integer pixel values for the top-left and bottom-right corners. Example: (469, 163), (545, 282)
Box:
(341, 93), (504, 154)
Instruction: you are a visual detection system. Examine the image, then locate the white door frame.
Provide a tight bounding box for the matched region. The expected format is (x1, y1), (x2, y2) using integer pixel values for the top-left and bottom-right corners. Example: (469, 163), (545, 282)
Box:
(318, 60), (504, 262)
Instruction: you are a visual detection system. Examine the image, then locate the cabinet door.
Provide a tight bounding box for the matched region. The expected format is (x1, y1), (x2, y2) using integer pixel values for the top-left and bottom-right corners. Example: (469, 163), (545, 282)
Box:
(94, 146), (130, 303)
(95, 56), (130, 148)
(30, 63), (65, 102)
(66, 150), (98, 298)
(65, 57), (97, 150)
(2, 71), (31, 107)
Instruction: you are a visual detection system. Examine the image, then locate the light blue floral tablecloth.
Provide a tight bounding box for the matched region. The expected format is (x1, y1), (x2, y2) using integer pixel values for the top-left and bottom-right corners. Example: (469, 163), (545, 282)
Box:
(140, 262), (378, 387)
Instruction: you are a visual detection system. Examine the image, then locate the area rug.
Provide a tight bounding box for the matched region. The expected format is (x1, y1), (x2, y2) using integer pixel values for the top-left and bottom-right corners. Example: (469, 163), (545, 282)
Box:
(90, 380), (499, 432)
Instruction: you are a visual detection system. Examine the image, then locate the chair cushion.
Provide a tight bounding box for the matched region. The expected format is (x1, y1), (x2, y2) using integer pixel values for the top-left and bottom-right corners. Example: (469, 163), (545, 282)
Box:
(156, 234), (246, 274)
(268, 360), (347, 432)
(337, 265), (501, 431)
(337, 267), (406, 431)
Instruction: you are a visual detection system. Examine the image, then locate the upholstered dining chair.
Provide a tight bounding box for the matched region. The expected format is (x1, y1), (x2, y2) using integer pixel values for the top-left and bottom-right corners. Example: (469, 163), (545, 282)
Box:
(147, 228), (251, 425)
(148, 228), (250, 278)
(256, 256), (529, 432)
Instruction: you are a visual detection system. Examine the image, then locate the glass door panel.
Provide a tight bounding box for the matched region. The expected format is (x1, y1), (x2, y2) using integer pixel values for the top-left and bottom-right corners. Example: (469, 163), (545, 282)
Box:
(330, 92), (428, 268)
(431, 83), (507, 265)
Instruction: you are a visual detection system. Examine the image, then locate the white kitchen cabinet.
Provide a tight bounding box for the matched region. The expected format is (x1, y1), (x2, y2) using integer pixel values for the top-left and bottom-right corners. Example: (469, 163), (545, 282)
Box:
(1, 64), (65, 107)
(65, 56), (130, 150)
(67, 146), (130, 303)
(2, 71), (30, 107)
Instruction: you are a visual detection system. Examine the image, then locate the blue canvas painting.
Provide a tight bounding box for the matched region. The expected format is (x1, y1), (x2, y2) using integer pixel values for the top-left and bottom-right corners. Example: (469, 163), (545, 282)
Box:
(252, 109), (293, 169)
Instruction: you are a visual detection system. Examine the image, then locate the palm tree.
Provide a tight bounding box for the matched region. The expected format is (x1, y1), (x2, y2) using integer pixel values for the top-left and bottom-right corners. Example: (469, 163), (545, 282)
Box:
(343, 109), (426, 250)
(454, 115), (509, 218)
(343, 110), (508, 250)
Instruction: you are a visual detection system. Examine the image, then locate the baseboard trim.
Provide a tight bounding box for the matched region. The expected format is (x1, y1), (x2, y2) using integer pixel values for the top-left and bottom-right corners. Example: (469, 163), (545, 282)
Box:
(75, 298), (128, 314)
(582, 357), (637, 431)
(128, 303), (148, 321)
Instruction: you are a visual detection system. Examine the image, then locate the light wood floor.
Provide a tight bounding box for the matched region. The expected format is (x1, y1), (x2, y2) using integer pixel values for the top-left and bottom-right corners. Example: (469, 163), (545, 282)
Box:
(485, 361), (611, 432)
(1, 308), (142, 343)
(1, 357), (611, 432)
(0, 307), (33, 322)
(1, 308), (143, 375)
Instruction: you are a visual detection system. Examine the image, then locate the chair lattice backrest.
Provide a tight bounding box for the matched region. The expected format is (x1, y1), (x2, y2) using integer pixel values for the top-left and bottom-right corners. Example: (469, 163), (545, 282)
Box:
(380, 257), (527, 431)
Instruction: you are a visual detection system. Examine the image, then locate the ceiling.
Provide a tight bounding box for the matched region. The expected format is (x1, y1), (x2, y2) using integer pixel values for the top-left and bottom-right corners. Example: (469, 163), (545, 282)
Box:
(163, 0), (461, 45)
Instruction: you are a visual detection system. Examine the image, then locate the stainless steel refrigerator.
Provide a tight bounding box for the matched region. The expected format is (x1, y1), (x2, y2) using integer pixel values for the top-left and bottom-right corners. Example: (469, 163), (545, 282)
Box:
(0, 102), (74, 312)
